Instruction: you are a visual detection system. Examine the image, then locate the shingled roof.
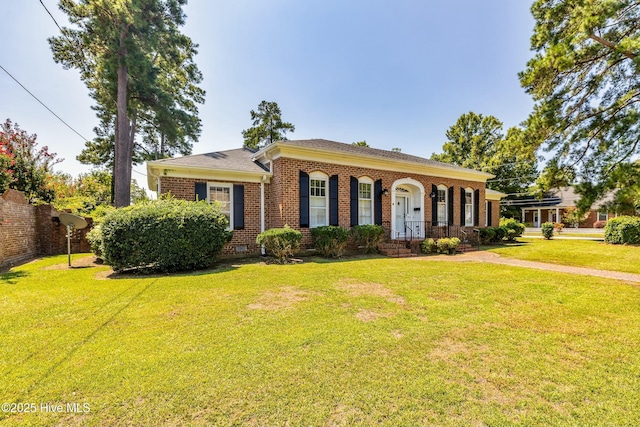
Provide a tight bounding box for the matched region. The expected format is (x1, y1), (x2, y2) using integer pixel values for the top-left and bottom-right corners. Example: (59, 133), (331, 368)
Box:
(259, 139), (480, 174)
(149, 148), (269, 174)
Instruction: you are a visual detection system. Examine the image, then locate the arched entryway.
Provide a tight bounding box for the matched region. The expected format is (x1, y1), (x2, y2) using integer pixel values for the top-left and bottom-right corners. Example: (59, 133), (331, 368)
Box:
(391, 178), (425, 239)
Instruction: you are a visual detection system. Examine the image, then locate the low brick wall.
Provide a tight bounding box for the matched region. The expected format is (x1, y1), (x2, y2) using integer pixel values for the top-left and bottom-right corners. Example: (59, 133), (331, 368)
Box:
(0, 190), (92, 270)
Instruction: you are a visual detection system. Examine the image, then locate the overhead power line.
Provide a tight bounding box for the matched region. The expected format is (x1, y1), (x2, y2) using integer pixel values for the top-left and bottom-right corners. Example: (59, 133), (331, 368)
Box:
(0, 64), (90, 142)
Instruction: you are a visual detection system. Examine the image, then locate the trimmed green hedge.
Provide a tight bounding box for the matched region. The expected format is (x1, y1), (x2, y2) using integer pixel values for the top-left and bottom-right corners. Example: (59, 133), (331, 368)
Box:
(311, 226), (350, 258)
(99, 199), (232, 272)
(604, 216), (640, 244)
(351, 224), (385, 253)
(256, 226), (302, 263)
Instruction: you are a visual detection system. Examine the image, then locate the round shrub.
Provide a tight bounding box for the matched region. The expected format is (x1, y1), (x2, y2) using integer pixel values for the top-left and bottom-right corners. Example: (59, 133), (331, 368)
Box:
(604, 216), (640, 244)
(541, 222), (555, 240)
(311, 226), (350, 258)
(351, 224), (385, 253)
(99, 199), (232, 273)
(499, 217), (525, 242)
(479, 228), (496, 245)
(422, 238), (437, 254)
(256, 226), (302, 263)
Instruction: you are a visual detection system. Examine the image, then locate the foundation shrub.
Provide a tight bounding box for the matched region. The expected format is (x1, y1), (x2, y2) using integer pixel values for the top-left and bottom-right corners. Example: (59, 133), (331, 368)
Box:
(256, 226), (303, 263)
(100, 199), (232, 273)
(422, 238), (437, 254)
(311, 226), (350, 258)
(351, 224), (385, 253)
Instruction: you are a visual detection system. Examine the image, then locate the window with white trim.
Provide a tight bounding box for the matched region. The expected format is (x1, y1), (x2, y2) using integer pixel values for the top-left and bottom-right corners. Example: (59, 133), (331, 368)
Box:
(310, 173), (328, 228)
(597, 211), (608, 222)
(358, 178), (374, 225)
(465, 188), (473, 226)
(209, 183), (233, 228)
(437, 185), (447, 224)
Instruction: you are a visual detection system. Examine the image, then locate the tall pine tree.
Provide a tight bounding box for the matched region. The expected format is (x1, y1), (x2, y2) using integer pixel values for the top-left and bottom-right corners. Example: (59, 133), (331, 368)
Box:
(50, 0), (204, 206)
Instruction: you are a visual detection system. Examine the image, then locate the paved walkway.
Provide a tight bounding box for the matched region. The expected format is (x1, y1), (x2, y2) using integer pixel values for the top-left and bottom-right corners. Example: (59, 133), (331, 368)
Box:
(420, 251), (640, 284)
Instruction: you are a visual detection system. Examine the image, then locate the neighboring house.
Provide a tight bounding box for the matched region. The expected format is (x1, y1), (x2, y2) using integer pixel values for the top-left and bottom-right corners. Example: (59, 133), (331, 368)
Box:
(146, 139), (504, 256)
(518, 186), (616, 228)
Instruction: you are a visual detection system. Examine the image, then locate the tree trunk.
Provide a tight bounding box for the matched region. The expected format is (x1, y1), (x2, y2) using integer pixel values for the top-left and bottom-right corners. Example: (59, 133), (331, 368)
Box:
(114, 29), (132, 207)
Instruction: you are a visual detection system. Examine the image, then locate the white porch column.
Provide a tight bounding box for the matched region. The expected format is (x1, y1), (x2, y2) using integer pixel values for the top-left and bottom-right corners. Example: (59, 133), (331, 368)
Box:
(556, 207), (560, 223)
(522, 209), (525, 224)
(537, 208), (541, 227)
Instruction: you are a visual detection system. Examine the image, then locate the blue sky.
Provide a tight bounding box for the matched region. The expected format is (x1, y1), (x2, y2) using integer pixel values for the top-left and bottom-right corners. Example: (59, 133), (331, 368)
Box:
(1, 1), (536, 185)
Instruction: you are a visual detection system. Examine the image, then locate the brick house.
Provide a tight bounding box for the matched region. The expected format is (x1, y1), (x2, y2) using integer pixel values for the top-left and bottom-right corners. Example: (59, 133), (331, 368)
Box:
(146, 139), (504, 256)
(518, 186), (617, 228)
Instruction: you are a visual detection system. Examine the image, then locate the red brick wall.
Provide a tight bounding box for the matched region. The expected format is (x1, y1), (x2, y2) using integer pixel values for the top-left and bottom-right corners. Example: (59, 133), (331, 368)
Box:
(160, 160), (491, 252)
(269, 157), (487, 246)
(0, 190), (39, 268)
(0, 190), (93, 269)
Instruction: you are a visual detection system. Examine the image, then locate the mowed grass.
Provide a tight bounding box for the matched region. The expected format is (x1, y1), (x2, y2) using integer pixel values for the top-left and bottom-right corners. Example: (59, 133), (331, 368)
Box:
(488, 238), (640, 275)
(1, 254), (640, 426)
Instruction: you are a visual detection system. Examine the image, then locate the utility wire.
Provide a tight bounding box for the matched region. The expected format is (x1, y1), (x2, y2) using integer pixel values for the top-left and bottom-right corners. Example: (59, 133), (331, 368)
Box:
(0, 64), (91, 142)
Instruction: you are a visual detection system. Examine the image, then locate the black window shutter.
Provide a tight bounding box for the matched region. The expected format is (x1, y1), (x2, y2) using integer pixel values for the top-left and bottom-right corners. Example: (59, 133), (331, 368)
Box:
(195, 182), (207, 202)
(474, 189), (480, 226)
(374, 179), (383, 226)
(448, 186), (454, 225)
(431, 184), (438, 223)
(233, 184), (244, 230)
(487, 201), (493, 226)
(460, 188), (466, 226)
(329, 175), (339, 226)
(299, 171), (310, 228)
(350, 177), (358, 227)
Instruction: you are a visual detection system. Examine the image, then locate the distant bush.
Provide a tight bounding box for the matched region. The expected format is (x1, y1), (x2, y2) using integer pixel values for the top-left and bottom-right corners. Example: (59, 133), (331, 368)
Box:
(604, 216), (640, 244)
(422, 238), (437, 254)
(351, 224), (385, 253)
(553, 222), (565, 233)
(99, 199), (232, 273)
(541, 222), (555, 240)
(593, 220), (607, 229)
(311, 226), (350, 258)
(499, 217), (525, 242)
(256, 226), (302, 263)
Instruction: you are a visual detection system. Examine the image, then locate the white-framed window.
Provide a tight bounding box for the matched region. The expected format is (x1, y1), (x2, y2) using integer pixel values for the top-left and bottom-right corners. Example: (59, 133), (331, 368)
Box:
(209, 183), (233, 229)
(437, 185), (447, 224)
(310, 172), (328, 228)
(598, 211), (608, 222)
(465, 188), (473, 226)
(358, 177), (374, 225)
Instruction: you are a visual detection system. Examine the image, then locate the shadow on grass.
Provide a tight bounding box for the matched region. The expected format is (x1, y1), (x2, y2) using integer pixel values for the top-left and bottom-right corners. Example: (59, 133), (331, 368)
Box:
(6, 279), (159, 409)
(0, 270), (30, 285)
(98, 262), (240, 280)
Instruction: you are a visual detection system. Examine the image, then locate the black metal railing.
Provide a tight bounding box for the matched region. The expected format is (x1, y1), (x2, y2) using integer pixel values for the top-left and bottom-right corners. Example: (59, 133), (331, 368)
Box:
(381, 220), (481, 249)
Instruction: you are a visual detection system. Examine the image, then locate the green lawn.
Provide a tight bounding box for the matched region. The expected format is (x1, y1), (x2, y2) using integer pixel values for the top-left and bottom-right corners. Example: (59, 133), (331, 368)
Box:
(1, 254), (640, 426)
(488, 238), (640, 274)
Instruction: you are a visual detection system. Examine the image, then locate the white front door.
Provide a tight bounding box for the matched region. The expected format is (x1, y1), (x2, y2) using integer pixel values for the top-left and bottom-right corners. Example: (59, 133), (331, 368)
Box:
(533, 211), (539, 228)
(394, 195), (409, 237)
